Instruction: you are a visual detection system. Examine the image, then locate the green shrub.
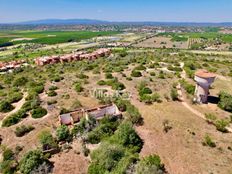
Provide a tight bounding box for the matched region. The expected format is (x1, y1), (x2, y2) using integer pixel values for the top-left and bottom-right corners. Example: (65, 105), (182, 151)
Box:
(114, 99), (127, 112)
(77, 73), (89, 79)
(136, 155), (165, 174)
(74, 82), (84, 92)
(140, 94), (154, 104)
(134, 65), (146, 71)
(202, 135), (216, 148)
(56, 125), (70, 141)
(1, 148), (17, 174)
(0, 101), (14, 113)
(125, 102), (143, 125)
(97, 80), (106, 86)
(205, 113), (217, 122)
(218, 91), (232, 112)
(131, 70), (142, 77)
(31, 107), (47, 119)
(180, 80), (195, 95)
(151, 93), (162, 103)
(112, 122), (143, 152)
(105, 73), (114, 79)
(7, 92), (23, 103)
(139, 87), (152, 96)
(150, 72), (156, 76)
(19, 150), (51, 174)
(50, 75), (63, 82)
(106, 78), (125, 91)
(13, 77), (28, 87)
(2, 109), (28, 127)
(49, 86), (58, 91)
(215, 119), (230, 133)
(15, 125), (34, 137)
(170, 88), (178, 101)
(3, 148), (14, 161)
(47, 90), (57, 97)
(86, 117), (119, 144)
(89, 143), (125, 173)
(72, 116), (97, 136)
(38, 130), (58, 150)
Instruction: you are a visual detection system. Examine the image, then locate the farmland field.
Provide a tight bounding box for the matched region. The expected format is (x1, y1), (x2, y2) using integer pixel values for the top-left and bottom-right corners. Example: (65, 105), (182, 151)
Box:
(0, 30), (120, 45)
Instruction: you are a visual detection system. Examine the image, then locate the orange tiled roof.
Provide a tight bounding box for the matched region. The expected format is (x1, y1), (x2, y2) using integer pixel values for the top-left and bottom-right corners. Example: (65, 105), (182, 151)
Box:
(195, 69), (216, 78)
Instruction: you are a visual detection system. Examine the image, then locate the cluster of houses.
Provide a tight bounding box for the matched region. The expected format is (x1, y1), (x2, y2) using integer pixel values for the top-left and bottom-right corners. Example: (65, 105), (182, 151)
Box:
(59, 104), (121, 125)
(0, 60), (27, 73)
(35, 48), (111, 66)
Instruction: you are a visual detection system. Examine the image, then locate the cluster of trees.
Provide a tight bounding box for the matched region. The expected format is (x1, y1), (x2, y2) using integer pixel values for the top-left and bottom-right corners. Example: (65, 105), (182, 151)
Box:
(88, 121), (143, 174)
(138, 81), (162, 104)
(97, 77), (125, 91)
(218, 91), (232, 113)
(47, 85), (58, 97)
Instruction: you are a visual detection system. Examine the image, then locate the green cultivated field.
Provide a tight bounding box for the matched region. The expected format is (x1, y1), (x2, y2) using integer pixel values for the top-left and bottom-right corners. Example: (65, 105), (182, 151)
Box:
(0, 30), (120, 45)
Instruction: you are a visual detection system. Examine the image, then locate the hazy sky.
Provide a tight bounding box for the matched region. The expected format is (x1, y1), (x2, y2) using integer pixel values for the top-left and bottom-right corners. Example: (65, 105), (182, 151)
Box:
(0, 0), (231, 23)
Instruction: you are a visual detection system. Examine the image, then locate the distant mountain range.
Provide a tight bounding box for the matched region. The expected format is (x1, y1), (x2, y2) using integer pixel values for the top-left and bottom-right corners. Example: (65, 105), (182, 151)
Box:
(3, 19), (232, 27)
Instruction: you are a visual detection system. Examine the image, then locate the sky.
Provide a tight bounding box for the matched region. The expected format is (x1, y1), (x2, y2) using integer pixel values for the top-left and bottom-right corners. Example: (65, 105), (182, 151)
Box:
(0, 0), (232, 23)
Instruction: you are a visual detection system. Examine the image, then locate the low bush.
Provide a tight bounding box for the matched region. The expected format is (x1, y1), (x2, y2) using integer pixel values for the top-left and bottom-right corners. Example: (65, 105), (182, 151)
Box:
(180, 80), (195, 95)
(170, 88), (178, 101)
(38, 130), (58, 151)
(72, 116), (97, 136)
(15, 125), (34, 137)
(205, 113), (217, 122)
(47, 90), (57, 97)
(86, 116), (119, 144)
(125, 102), (143, 125)
(131, 70), (142, 77)
(218, 91), (232, 112)
(31, 107), (47, 119)
(56, 125), (70, 141)
(2, 109), (28, 127)
(0, 101), (14, 113)
(112, 122), (143, 152)
(74, 82), (84, 92)
(49, 86), (58, 91)
(150, 72), (156, 76)
(105, 73), (114, 79)
(13, 77), (28, 87)
(97, 80), (106, 86)
(136, 155), (165, 174)
(77, 73), (89, 79)
(202, 135), (216, 148)
(0, 148), (17, 174)
(215, 119), (230, 133)
(7, 92), (23, 103)
(134, 65), (146, 71)
(19, 150), (53, 174)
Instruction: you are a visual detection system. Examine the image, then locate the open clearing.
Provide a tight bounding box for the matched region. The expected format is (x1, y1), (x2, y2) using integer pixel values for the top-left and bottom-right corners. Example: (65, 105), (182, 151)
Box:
(134, 36), (189, 49)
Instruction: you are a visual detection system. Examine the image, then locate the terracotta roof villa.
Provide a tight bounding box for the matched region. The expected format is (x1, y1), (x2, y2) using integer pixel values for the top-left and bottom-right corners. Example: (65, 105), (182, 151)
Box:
(0, 60), (26, 72)
(35, 48), (111, 66)
(59, 104), (121, 125)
